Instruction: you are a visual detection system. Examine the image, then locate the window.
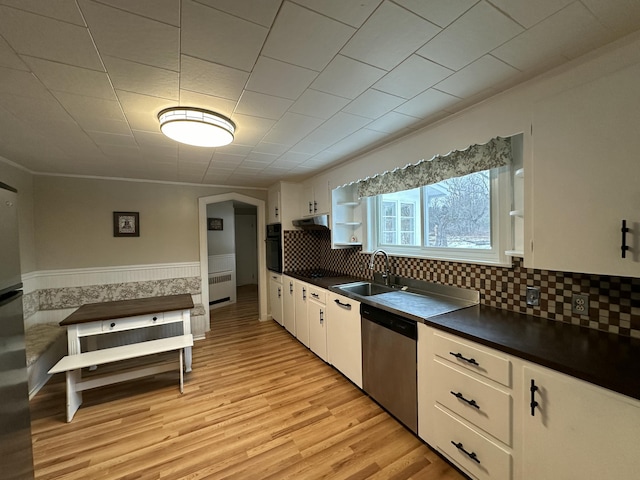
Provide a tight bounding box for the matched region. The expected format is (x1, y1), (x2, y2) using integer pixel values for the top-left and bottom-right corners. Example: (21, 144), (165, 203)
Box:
(367, 166), (511, 266)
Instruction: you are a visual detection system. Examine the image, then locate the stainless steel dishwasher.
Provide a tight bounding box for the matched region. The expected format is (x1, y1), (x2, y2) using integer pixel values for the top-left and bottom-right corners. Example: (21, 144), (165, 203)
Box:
(361, 304), (417, 433)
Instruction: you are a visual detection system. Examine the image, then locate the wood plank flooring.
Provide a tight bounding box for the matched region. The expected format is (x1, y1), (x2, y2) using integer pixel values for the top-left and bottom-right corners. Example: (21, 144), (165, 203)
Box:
(30, 285), (465, 479)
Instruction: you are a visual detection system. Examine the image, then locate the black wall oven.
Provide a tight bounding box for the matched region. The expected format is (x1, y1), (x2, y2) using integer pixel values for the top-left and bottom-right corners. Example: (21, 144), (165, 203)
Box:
(266, 223), (282, 273)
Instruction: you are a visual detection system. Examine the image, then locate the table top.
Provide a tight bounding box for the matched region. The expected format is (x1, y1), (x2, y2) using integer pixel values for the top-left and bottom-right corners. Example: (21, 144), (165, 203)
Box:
(60, 294), (194, 326)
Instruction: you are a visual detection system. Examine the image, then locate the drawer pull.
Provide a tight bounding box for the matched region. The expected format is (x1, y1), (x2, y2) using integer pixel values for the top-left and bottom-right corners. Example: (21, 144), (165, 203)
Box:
(110, 322), (116, 328)
(451, 441), (480, 464)
(530, 379), (539, 416)
(449, 351), (480, 366)
(153, 316), (158, 321)
(450, 391), (480, 409)
(334, 298), (352, 309)
(311, 292), (319, 298)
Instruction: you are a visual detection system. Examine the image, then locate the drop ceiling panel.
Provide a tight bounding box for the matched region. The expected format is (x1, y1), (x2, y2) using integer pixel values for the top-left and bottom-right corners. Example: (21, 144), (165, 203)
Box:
(340, 1), (441, 71)
(75, 117), (132, 136)
(195, 0), (282, 28)
(103, 56), (178, 100)
(0, 0), (86, 25)
(86, 131), (137, 147)
(52, 91), (126, 122)
(181, 0), (268, 72)
(342, 89), (405, 119)
(393, 0), (477, 28)
(251, 142), (289, 156)
(246, 56), (318, 100)
(90, 0), (180, 26)
(229, 114), (275, 146)
(373, 55), (453, 99)
(291, 0), (382, 28)
(394, 88), (460, 118)
(488, 0), (573, 28)
(235, 91), (294, 120)
(116, 90), (176, 131)
(178, 90), (237, 118)
(325, 128), (388, 155)
(310, 55), (386, 99)
(366, 111), (421, 133)
(180, 55), (249, 101)
(417, 2), (523, 70)
(261, 112), (324, 145)
(261, 2), (355, 71)
(0, 67), (53, 99)
(0, 36), (28, 70)
(582, 0), (640, 34)
(288, 89), (350, 119)
(78, 0), (179, 71)
(303, 112), (371, 145)
(435, 55), (519, 98)
(0, 6), (102, 70)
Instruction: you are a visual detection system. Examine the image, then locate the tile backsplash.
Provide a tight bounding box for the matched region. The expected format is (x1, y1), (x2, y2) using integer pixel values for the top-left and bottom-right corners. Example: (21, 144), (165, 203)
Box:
(284, 230), (640, 338)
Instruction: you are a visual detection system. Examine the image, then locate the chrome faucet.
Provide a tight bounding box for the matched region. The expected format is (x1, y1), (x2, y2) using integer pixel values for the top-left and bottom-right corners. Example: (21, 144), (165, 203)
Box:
(369, 249), (391, 286)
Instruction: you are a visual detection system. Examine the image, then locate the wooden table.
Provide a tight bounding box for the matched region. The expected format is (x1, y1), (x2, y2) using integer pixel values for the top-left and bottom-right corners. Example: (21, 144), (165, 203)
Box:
(60, 294), (194, 372)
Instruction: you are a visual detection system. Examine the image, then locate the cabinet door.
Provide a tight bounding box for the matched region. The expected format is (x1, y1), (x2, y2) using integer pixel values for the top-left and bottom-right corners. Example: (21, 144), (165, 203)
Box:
(267, 187), (280, 224)
(312, 179), (329, 216)
(294, 281), (309, 347)
(308, 300), (326, 362)
(531, 62), (640, 276)
(327, 293), (362, 388)
(523, 364), (640, 479)
(269, 278), (283, 326)
(283, 277), (295, 335)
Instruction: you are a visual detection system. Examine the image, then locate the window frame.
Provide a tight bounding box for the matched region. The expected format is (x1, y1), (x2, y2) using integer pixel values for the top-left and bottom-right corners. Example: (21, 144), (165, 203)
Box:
(363, 165), (512, 267)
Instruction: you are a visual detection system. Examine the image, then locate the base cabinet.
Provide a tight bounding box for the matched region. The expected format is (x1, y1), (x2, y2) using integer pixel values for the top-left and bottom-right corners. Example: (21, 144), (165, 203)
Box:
(282, 276), (295, 335)
(522, 363), (640, 480)
(268, 273), (283, 326)
(326, 292), (362, 388)
(307, 287), (327, 362)
(294, 280), (309, 347)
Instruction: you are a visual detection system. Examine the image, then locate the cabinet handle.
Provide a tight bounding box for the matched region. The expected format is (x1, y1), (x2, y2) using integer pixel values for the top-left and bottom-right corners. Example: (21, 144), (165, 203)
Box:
(152, 316), (158, 321)
(450, 441), (480, 464)
(289, 282), (293, 294)
(278, 287), (281, 298)
(275, 207), (279, 218)
(308, 201), (313, 214)
(450, 391), (480, 409)
(302, 287), (306, 300)
(449, 351), (480, 366)
(311, 292), (319, 298)
(314, 200), (317, 213)
(621, 219), (630, 258)
(334, 299), (351, 309)
(110, 322), (116, 328)
(320, 310), (324, 324)
(530, 379), (539, 416)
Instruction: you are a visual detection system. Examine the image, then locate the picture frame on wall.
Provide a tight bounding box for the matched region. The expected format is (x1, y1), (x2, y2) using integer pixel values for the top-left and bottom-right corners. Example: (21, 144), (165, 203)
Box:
(208, 217), (223, 231)
(113, 211), (140, 237)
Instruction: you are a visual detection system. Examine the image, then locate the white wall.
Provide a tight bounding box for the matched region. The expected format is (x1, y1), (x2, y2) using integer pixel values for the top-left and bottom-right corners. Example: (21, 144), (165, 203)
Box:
(206, 201), (236, 255)
(234, 210), (258, 286)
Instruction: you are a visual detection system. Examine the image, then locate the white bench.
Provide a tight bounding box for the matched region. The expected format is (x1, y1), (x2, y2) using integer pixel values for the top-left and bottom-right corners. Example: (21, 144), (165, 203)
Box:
(49, 334), (193, 422)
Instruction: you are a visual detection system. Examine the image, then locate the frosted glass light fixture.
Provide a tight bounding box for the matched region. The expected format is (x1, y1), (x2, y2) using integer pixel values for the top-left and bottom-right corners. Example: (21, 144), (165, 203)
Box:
(158, 107), (235, 147)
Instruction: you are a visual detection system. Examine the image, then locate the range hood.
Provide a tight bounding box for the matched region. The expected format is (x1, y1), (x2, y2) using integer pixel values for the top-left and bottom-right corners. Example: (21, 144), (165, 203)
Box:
(292, 215), (329, 230)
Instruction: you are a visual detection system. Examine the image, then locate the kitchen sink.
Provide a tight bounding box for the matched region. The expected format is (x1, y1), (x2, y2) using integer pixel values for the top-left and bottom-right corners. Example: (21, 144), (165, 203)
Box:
(334, 281), (395, 296)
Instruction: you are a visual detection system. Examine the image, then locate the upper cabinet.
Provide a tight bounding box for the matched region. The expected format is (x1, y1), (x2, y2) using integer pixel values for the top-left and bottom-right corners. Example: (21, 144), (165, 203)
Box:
(531, 62), (640, 277)
(302, 177), (329, 217)
(267, 182), (302, 228)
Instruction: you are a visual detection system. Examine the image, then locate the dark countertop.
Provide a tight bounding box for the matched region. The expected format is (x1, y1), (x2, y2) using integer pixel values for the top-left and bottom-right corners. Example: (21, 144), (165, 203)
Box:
(284, 271), (640, 401)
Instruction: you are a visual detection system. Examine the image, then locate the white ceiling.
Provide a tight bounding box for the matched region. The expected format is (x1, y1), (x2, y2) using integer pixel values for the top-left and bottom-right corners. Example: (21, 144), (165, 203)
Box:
(0, 0), (639, 187)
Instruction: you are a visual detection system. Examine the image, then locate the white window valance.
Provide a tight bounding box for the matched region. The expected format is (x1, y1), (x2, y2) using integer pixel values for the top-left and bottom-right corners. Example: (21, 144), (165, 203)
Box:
(357, 136), (513, 198)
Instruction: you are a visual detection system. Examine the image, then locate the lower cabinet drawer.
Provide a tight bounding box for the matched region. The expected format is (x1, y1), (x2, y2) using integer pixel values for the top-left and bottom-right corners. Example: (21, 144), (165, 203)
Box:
(435, 405), (511, 480)
(307, 286), (326, 304)
(102, 313), (165, 332)
(434, 359), (512, 445)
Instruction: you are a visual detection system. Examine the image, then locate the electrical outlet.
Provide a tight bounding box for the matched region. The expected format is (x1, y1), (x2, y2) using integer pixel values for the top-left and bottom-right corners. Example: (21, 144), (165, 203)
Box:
(526, 286), (540, 306)
(572, 294), (589, 316)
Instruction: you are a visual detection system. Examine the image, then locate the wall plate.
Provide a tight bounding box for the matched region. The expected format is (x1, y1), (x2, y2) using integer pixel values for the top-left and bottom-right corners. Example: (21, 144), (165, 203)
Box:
(526, 286), (540, 306)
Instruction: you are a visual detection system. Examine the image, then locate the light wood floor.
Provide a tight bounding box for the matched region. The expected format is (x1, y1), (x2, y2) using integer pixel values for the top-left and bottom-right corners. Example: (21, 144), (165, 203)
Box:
(30, 285), (465, 480)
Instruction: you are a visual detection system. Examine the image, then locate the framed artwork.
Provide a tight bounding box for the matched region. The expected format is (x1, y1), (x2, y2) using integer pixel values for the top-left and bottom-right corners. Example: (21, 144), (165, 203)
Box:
(208, 217), (223, 231)
(113, 211), (140, 237)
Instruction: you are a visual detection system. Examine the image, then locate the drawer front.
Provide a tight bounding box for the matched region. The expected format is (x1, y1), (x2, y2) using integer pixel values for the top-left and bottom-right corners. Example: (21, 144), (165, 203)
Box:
(102, 313), (165, 332)
(434, 359), (511, 445)
(307, 286), (326, 304)
(434, 332), (510, 387)
(270, 273), (282, 284)
(435, 406), (511, 480)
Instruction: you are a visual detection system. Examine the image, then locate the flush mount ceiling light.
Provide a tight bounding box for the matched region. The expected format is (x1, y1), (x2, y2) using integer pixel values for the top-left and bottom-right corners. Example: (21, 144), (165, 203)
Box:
(158, 107), (235, 147)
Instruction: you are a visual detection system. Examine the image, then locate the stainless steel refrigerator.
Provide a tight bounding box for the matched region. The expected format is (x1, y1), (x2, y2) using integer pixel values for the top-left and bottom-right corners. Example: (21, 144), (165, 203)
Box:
(0, 181), (35, 479)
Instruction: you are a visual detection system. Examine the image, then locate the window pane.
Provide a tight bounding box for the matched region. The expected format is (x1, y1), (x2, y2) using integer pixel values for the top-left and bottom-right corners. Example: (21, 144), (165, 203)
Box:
(379, 188), (421, 246)
(425, 170), (491, 249)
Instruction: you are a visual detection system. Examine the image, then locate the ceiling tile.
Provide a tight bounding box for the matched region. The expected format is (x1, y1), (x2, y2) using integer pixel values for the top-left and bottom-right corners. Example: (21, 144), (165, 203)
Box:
(116, 90), (176, 131)
(182, 0), (267, 72)
(178, 144), (214, 163)
(178, 90), (237, 118)
(325, 128), (388, 155)
(340, 1), (441, 71)
(89, 0), (180, 26)
(228, 114), (276, 146)
(194, 0), (282, 27)
(488, 0), (573, 29)
(492, 2), (611, 72)
(288, 89), (350, 120)
(261, 112), (325, 145)
(310, 55), (386, 99)
(582, 0), (640, 35)
(394, 88), (460, 118)
(0, 66), (52, 99)
(23, 57), (116, 100)
(103, 56), (178, 100)
(417, 2), (523, 70)
(0, 92), (76, 131)
(52, 91), (125, 121)
(0, 6), (102, 70)
(342, 89), (405, 119)
(0, 35), (28, 70)
(86, 131), (137, 147)
(245, 56), (318, 100)
(373, 55), (453, 99)
(235, 91), (293, 120)
(365, 111), (421, 133)
(75, 117), (132, 136)
(271, 151), (312, 165)
(434, 55), (519, 98)
(181, 55), (249, 101)
(78, 0), (179, 71)
(262, 2), (355, 71)
(289, 139), (327, 156)
(291, 0), (382, 28)
(0, 0), (86, 25)
(251, 142), (289, 156)
(303, 112), (371, 145)
(393, 0), (476, 28)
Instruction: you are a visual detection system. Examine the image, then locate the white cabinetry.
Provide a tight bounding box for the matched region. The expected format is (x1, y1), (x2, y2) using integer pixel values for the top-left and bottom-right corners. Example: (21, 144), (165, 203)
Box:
(531, 61), (640, 277)
(331, 184), (363, 248)
(302, 178), (329, 217)
(267, 185), (280, 224)
(522, 363), (640, 480)
(282, 275), (295, 335)
(326, 292), (362, 388)
(307, 286), (327, 361)
(267, 182), (302, 228)
(268, 273), (283, 326)
(294, 280), (309, 347)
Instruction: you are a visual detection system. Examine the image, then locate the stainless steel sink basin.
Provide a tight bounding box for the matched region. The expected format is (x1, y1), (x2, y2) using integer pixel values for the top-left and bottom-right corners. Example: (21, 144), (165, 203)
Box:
(334, 281), (395, 296)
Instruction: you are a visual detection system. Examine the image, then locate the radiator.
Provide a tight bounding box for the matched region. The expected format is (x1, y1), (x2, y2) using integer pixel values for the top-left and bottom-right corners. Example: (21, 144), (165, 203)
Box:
(208, 254), (236, 307)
